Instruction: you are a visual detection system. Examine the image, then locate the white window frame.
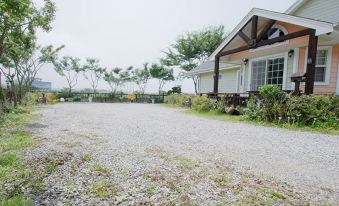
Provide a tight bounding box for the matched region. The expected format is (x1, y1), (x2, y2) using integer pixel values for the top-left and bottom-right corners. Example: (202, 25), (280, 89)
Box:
(250, 25), (289, 52)
(247, 52), (288, 91)
(304, 46), (332, 86)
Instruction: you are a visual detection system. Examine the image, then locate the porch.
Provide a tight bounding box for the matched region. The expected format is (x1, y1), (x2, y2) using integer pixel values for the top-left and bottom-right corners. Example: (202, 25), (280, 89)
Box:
(210, 8), (335, 96)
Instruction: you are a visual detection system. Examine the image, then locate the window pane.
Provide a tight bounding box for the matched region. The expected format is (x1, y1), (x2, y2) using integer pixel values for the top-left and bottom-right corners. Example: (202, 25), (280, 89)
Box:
(316, 50), (328, 65)
(251, 60), (266, 91)
(315, 66), (325, 82)
(267, 57), (284, 88)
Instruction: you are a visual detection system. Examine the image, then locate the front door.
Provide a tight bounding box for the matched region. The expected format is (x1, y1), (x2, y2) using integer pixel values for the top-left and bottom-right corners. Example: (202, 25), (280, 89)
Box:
(336, 64), (339, 95)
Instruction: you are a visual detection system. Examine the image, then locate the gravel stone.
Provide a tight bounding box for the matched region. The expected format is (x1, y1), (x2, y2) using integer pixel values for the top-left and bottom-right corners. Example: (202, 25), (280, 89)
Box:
(24, 103), (339, 205)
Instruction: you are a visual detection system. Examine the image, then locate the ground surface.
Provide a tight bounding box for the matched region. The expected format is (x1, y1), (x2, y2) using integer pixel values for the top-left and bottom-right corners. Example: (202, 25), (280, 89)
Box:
(25, 103), (339, 205)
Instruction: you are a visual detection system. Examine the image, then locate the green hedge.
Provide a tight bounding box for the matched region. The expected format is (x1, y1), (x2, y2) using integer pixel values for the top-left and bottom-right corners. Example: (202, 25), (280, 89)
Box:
(245, 85), (339, 129)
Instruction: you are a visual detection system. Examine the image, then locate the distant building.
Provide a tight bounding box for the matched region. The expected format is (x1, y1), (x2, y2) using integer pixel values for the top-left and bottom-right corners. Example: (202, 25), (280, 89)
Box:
(32, 78), (52, 92)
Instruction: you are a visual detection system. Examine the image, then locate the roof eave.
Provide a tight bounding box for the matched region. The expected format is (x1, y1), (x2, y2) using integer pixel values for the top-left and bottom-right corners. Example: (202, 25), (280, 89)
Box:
(209, 8), (334, 61)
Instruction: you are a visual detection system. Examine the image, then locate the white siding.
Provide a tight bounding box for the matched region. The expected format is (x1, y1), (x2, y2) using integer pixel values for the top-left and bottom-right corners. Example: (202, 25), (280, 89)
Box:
(199, 68), (239, 93)
(293, 0), (339, 23)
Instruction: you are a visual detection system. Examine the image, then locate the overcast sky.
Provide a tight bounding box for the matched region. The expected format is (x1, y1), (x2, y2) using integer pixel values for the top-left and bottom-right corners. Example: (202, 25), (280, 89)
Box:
(36, 0), (295, 93)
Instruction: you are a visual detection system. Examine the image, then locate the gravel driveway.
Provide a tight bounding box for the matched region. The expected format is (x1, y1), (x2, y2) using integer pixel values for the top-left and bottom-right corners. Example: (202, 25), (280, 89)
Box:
(26, 103), (339, 205)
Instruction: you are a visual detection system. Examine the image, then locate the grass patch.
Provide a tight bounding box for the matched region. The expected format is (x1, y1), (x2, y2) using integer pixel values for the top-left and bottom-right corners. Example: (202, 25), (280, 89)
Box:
(271, 191), (286, 200)
(0, 194), (33, 206)
(186, 109), (339, 135)
(0, 106), (36, 204)
(214, 175), (230, 187)
(93, 163), (111, 174)
(174, 155), (199, 169)
(143, 187), (157, 195)
(88, 180), (117, 198)
(81, 154), (92, 162)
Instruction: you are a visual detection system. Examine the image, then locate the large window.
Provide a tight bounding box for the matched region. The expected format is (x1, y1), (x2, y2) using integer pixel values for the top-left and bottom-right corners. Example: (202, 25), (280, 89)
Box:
(250, 57), (285, 91)
(315, 49), (328, 82)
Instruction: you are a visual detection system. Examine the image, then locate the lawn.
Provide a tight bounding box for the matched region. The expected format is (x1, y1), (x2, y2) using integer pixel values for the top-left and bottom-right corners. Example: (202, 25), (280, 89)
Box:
(0, 106), (36, 206)
(185, 108), (339, 135)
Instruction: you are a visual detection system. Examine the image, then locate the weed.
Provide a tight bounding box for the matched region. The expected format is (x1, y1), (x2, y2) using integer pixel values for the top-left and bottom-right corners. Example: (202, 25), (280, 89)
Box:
(81, 154), (92, 162)
(174, 156), (198, 169)
(214, 175), (230, 187)
(271, 191), (286, 200)
(143, 187), (157, 195)
(93, 163), (111, 174)
(89, 180), (116, 198)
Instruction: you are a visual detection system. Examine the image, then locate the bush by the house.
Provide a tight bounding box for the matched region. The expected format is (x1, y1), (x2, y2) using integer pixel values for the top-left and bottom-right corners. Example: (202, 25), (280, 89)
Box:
(164, 94), (191, 107)
(191, 96), (214, 112)
(245, 84), (339, 129)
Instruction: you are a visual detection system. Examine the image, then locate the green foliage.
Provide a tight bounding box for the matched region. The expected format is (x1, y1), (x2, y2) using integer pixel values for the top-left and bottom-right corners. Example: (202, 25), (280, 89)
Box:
(93, 163), (111, 174)
(0, 0), (56, 59)
(104, 67), (123, 93)
(286, 95), (339, 128)
(52, 56), (82, 95)
(21, 93), (38, 106)
(258, 85), (287, 121)
(45, 93), (58, 104)
(0, 107), (35, 204)
(167, 85), (182, 94)
(164, 94), (190, 107)
(191, 96), (213, 112)
(150, 63), (174, 94)
(89, 180), (117, 198)
(132, 63), (151, 94)
(83, 58), (106, 93)
(244, 85), (339, 129)
(161, 26), (226, 93)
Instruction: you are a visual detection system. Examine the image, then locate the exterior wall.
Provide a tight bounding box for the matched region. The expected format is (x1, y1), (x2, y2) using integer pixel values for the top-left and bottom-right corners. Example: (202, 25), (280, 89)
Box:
(293, 0), (339, 24)
(199, 68), (239, 93)
(298, 44), (339, 94)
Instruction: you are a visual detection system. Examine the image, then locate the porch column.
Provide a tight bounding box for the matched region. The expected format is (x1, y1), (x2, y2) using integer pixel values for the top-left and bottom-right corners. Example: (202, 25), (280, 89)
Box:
(305, 29), (318, 94)
(213, 55), (220, 94)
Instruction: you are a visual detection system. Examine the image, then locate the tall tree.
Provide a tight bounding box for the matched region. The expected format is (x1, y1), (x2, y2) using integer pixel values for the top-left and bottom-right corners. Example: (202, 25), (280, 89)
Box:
(103, 67), (122, 93)
(22, 44), (64, 91)
(150, 63), (174, 95)
(52, 56), (82, 96)
(161, 26), (226, 94)
(132, 63), (151, 94)
(83, 58), (105, 93)
(119, 66), (133, 93)
(0, 0), (56, 59)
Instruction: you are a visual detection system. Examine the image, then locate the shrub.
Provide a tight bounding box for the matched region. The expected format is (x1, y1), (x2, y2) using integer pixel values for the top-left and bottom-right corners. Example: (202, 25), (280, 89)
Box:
(286, 95), (339, 128)
(45, 93), (59, 104)
(22, 93), (38, 106)
(164, 94), (190, 107)
(191, 96), (213, 112)
(244, 84), (339, 129)
(258, 85), (287, 121)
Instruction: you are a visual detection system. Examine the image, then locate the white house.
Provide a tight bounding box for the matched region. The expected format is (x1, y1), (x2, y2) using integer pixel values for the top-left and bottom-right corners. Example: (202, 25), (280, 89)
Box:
(190, 0), (339, 95)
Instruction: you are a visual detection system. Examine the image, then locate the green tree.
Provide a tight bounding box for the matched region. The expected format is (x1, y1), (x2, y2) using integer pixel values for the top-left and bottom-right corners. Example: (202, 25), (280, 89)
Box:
(22, 44), (64, 91)
(132, 63), (151, 94)
(0, 0), (56, 59)
(150, 63), (174, 95)
(52, 56), (82, 96)
(161, 26), (226, 94)
(83, 58), (105, 93)
(103, 67), (123, 93)
(119, 66), (133, 93)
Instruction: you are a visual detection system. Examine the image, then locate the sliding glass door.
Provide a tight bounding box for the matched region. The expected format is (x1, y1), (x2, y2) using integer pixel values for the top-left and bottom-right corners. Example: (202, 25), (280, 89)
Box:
(250, 57), (285, 91)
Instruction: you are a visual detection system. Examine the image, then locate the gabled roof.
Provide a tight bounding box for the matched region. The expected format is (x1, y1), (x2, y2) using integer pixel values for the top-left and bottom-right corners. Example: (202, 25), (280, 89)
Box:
(209, 8), (334, 60)
(188, 61), (240, 74)
(285, 0), (309, 14)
